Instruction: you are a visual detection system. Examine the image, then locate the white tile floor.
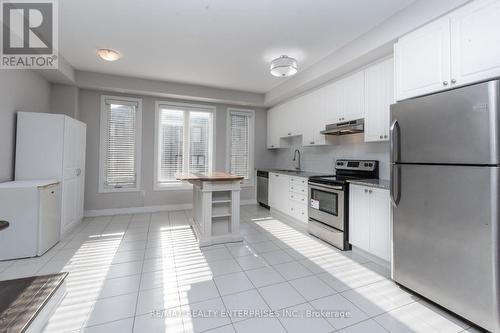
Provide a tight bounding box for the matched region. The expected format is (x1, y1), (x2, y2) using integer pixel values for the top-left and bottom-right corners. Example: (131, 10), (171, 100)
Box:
(0, 205), (480, 333)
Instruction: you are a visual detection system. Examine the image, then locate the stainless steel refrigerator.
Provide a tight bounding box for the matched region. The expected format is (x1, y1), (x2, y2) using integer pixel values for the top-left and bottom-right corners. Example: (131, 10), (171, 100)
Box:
(390, 79), (500, 333)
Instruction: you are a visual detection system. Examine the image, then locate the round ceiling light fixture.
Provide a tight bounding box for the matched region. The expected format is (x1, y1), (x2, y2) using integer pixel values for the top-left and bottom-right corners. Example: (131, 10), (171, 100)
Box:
(97, 48), (122, 61)
(270, 55), (298, 77)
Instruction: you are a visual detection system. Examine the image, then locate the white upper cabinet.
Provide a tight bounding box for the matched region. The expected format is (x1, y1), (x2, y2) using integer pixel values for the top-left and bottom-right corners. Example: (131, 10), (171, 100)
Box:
(324, 80), (342, 124)
(302, 87), (328, 146)
(266, 57), (398, 148)
(395, 0), (500, 101)
(267, 104), (289, 149)
(341, 71), (365, 122)
(364, 58), (394, 142)
(282, 100), (300, 138)
(395, 17), (451, 101)
(266, 106), (279, 149)
(450, 0), (500, 87)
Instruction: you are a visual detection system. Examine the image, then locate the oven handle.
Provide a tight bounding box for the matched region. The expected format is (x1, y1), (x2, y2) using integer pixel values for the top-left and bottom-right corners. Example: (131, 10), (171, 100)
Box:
(308, 183), (343, 191)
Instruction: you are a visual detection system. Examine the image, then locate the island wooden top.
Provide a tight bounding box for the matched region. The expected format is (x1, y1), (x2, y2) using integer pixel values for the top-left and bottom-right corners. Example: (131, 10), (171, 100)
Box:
(175, 172), (244, 181)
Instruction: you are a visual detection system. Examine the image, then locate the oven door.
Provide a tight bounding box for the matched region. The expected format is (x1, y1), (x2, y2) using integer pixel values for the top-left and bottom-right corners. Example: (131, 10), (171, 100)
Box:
(308, 183), (344, 231)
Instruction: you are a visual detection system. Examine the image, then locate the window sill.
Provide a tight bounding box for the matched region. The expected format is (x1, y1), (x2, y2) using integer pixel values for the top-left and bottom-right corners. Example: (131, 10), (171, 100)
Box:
(154, 183), (193, 191)
(98, 187), (141, 194)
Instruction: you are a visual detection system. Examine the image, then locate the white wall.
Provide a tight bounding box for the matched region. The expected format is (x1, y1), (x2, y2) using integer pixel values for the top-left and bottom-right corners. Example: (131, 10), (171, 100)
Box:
(0, 71), (51, 182)
(51, 84), (79, 118)
(272, 135), (390, 179)
(79, 89), (273, 211)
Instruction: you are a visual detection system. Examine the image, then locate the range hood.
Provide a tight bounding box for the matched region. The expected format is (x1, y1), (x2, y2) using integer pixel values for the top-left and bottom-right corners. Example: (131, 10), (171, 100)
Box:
(320, 118), (364, 136)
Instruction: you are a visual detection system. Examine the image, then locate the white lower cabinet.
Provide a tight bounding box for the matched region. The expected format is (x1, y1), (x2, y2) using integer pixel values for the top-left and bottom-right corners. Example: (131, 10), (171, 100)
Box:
(269, 173), (308, 223)
(349, 184), (391, 262)
(269, 173), (288, 211)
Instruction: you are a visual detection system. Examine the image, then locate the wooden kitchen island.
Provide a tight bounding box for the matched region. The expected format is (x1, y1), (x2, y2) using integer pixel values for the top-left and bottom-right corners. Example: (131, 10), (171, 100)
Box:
(176, 172), (244, 247)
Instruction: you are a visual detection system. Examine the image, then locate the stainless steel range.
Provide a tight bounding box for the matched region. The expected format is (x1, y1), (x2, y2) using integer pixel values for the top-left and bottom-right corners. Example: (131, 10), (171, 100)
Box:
(307, 159), (378, 250)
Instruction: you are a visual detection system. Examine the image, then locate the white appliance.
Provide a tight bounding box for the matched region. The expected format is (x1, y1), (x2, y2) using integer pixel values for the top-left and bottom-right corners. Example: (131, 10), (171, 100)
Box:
(0, 180), (61, 260)
(15, 112), (87, 236)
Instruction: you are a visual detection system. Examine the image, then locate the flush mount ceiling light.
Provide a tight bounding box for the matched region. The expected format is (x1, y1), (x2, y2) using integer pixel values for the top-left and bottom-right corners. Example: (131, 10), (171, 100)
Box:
(97, 48), (122, 61)
(270, 55), (298, 77)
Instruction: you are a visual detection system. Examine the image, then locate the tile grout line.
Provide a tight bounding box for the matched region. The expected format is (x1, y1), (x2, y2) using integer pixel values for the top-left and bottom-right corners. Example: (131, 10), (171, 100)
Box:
(227, 235), (291, 333)
(130, 212), (152, 333)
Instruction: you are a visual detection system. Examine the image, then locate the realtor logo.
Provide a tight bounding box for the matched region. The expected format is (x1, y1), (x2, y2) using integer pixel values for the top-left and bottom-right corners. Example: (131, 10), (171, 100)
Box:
(1, 0), (58, 69)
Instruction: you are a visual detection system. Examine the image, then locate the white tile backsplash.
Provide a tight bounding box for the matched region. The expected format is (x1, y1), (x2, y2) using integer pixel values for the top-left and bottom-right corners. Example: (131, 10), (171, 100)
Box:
(273, 134), (390, 179)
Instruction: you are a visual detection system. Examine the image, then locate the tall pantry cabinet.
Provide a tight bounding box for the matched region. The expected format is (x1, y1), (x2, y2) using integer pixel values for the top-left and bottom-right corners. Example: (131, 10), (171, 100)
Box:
(15, 112), (87, 236)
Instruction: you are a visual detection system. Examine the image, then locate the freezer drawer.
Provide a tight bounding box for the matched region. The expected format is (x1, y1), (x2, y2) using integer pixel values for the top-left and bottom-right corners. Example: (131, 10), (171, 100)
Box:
(390, 80), (500, 164)
(392, 164), (500, 332)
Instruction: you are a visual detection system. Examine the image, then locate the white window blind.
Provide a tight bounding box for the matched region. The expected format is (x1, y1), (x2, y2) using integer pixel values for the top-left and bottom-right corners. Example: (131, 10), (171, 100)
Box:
(155, 103), (213, 186)
(189, 112), (210, 174)
(100, 96), (142, 192)
(158, 109), (184, 182)
(229, 113), (250, 179)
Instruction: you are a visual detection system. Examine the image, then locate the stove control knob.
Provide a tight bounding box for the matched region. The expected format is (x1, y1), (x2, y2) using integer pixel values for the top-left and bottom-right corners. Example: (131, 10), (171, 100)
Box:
(368, 163), (373, 167)
(337, 162), (342, 166)
(364, 163), (369, 167)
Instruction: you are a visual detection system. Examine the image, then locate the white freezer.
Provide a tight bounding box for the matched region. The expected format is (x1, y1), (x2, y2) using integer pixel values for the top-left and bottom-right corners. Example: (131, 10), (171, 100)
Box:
(0, 180), (61, 260)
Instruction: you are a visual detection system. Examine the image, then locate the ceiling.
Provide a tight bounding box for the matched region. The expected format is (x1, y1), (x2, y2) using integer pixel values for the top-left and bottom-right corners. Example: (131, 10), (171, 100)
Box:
(59, 0), (416, 93)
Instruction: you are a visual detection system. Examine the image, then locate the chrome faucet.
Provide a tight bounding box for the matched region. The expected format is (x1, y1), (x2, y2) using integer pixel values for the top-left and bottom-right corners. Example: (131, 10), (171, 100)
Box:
(293, 149), (301, 171)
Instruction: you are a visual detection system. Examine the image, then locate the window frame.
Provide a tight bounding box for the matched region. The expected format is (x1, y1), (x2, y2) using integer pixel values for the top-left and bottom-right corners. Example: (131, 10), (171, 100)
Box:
(154, 100), (216, 191)
(226, 108), (255, 187)
(99, 95), (143, 193)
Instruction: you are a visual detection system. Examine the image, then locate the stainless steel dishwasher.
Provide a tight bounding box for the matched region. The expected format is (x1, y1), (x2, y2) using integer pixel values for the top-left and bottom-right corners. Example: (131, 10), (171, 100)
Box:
(257, 170), (269, 208)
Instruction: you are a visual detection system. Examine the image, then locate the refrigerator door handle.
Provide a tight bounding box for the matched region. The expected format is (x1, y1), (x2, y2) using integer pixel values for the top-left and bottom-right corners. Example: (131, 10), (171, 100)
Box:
(390, 119), (401, 163)
(390, 164), (401, 207)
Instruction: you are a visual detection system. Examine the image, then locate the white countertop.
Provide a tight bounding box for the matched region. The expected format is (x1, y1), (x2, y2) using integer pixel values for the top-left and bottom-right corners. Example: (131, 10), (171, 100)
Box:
(0, 180), (59, 188)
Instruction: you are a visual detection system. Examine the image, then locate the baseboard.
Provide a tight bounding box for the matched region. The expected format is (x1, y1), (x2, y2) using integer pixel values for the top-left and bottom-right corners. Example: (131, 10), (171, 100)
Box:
(269, 207), (308, 233)
(84, 199), (258, 217)
(351, 245), (391, 270)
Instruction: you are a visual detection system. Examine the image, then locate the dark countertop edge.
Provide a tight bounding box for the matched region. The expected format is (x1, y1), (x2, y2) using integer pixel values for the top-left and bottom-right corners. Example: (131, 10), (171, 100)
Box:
(256, 168), (331, 178)
(347, 179), (390, 190)
(0, 272), (68, 333)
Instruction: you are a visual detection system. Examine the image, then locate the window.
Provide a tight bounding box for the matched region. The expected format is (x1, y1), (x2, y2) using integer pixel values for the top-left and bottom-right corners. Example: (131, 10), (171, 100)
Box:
(227, 108), (254, 184)
(99, 95), (142, 192)
(154, 102), (214, 189)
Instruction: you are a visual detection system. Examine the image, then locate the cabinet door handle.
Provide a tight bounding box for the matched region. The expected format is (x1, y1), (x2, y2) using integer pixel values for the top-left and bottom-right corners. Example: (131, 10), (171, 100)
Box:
(384, 135), (388, 139)
(369, 189), (373, 194)
(76, 168), (82, 176)
(288, 132), (292, 136)
(310, 141), (314, 144)
(379, 135), (383, 139)
(364, 189), (368, 193)
(443, 81), (449, 86)
(451, 79), (457, 84)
